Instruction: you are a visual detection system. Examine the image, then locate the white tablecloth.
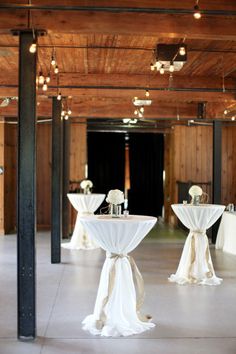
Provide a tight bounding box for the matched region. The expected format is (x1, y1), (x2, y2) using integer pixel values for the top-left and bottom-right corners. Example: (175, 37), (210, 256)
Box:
(216, 211), (236, 255)
(61, 193), (105, 250)
(79, 215), (157, 337)
(169, 204), (225, 285)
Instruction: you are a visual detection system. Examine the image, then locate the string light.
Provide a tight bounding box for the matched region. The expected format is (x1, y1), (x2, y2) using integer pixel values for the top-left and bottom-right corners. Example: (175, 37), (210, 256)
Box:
(169, 61), (174, 73)
(193, 1), (201, 19)
(145, 90), (150, 97)
(42, 81), (48, 91)
(54, 65), (59, 74)
(123, 118), (130, 123)
(46, 73), (51, 83)
(179, 46), (186, 56)
(64, 114), (69, 120)
(68, 109), (72, 115)
(51, 55), (56, 66)
(160, 65), (165, 75)
(29, 40), (37, 53)
(57, 92), (62, 100)
(224, 109), (228, 115)
(38, 72), (44, 85)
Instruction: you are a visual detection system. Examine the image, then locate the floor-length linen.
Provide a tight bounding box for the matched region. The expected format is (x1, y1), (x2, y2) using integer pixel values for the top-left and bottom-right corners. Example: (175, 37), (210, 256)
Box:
(169, 204), (225, 285)
(80, 215), (157, 336)
(216, 211), (236, 255)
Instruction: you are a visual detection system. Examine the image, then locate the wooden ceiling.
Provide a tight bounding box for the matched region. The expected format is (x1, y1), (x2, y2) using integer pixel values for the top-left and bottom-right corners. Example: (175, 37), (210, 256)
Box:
(0, 1), (236, 130)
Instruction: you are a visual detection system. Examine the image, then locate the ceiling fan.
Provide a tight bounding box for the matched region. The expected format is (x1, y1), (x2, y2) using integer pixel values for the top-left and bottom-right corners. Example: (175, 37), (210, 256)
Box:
(0, 97), (18, 107)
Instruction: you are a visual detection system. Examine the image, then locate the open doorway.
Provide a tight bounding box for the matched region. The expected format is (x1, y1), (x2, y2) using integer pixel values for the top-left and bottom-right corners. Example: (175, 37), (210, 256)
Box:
(87, 131), (164, 217)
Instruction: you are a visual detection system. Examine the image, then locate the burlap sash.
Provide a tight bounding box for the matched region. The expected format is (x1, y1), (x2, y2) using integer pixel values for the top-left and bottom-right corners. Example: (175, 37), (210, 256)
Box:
(188, 230), (213, 282)
(96, 253), (151, 330)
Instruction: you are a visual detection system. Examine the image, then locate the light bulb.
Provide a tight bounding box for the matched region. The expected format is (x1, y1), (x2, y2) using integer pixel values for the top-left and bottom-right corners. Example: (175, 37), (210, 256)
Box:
(140, 106), (144, 113)
(224, 109), (228, 115)
(169, 62), (174, 73)
(232, 116), (235, 121)
(61, 110), (65, 116)
(138, 112), (143, 118)
(68, 109), (72, 115)
(132, 119), (138, 124)
(38, 72), (44, 85)
(150, 63), (155, 71)
(46, 74), (50, 83)
(160, 65), (165, 75)
(145, 90), (150, 97)
(51, 56), (56, 66)
(64, 114), (69, 120)
(193, 5), (201, 19)
(179, 46), (186, 56)
(123, 118), (130, 123)
(54, 65), (59, 74)
(134, 109), (138, 115)
(29, 42), (37, 53)
(42, 81), (48, 91)
(57, 92), (62, 100)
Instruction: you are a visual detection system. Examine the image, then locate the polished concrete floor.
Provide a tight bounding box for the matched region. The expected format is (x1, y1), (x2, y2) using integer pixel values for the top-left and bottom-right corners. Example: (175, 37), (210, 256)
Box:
(0, 231), (236, 354)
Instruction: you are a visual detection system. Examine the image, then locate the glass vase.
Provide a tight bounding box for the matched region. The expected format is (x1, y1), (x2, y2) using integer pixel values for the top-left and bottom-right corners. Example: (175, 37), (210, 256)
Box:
(110, 204), (121, 218)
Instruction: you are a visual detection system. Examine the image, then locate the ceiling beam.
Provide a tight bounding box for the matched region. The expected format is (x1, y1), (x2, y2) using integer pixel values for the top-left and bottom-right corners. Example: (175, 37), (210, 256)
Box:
(0, 7), (236, 40)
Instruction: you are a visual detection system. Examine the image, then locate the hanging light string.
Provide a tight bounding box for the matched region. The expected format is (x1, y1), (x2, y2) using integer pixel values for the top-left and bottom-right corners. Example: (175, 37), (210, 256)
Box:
(29, 0), (37, 53)
(57, 74), (62, 100)
(193, 0), (201, 19)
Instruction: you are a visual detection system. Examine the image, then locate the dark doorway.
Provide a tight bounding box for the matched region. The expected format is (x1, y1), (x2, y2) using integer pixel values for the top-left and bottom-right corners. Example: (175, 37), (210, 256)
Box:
(87, 132), (164, 216)
(87, 132), (125, 195)
(128, 133), (164, 217)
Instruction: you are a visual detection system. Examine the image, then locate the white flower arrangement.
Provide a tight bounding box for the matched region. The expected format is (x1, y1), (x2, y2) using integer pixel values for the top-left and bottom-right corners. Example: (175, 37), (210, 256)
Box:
(80, 179), (93, 194)
(106, 189), (125, 205)
(188, 185), (203, 197)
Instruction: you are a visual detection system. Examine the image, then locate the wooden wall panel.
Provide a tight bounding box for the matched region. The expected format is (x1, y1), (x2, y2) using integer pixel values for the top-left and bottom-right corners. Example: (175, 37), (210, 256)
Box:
(69, 119), (87, 232)
(165, 125), (213, 224)
(222, 126), (236, 205)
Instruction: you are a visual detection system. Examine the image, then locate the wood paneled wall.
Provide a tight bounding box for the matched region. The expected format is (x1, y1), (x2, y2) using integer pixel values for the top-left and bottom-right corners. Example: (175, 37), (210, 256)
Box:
(0, 119), (87, 233)
(165, 124), (236, 225)
(164, 125), (213, 224)
(222, 126), (236, 205)
(68, 119), (87, 232)
(1, 120), (236, 232)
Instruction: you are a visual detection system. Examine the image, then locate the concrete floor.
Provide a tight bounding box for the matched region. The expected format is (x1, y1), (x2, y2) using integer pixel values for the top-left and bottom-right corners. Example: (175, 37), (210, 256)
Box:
(0, 232), (236, 354)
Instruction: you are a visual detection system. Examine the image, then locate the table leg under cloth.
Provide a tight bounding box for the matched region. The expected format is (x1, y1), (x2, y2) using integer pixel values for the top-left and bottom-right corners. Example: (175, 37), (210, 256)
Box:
(82, 252), (155, 337)
(62, 213), (99, 250)
(169, 230), (222, 286)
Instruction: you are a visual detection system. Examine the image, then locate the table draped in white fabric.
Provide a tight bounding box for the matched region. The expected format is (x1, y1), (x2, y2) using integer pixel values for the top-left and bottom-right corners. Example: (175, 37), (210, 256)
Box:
(169, 204), (225, 286)
(216, 211), (236, 255)
(79, 215), (157, 337)
(61, 193), (105, 250)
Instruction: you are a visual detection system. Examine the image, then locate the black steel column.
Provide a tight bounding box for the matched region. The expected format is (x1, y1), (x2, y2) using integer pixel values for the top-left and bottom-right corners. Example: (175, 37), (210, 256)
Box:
(51, 98), (62, 263)
(62, 119), (70, 239)
(212, 120), (222, 243)
(17, 31), (37, 340)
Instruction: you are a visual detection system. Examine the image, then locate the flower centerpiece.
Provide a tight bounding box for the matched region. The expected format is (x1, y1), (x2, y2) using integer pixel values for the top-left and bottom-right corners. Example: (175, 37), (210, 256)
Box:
(80, 179), (93, 194)
(106, 189), (125, 217)
(189, 185), (203, 205)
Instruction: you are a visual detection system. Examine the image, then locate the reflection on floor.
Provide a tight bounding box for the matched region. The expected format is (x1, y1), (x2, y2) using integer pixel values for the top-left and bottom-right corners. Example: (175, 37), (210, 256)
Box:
(0, 227), (236, 354)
